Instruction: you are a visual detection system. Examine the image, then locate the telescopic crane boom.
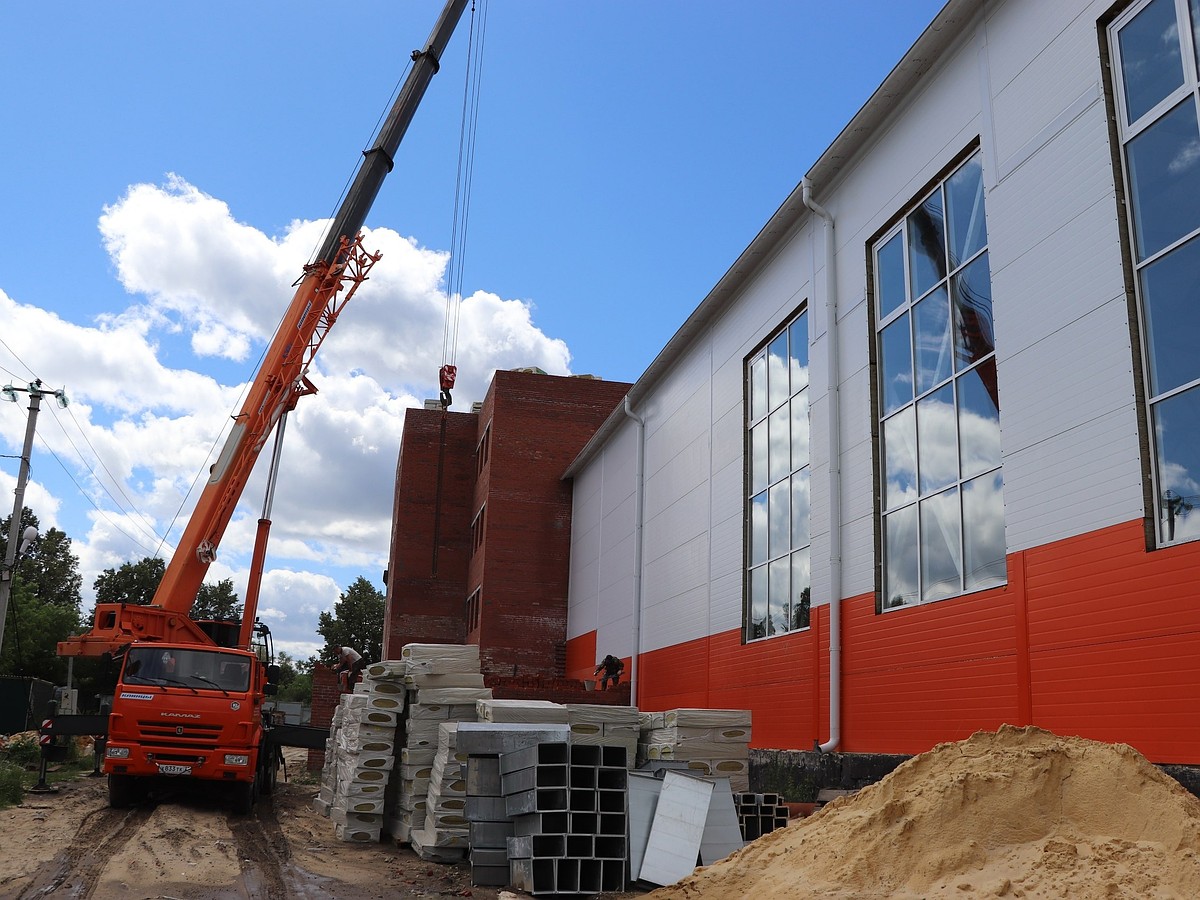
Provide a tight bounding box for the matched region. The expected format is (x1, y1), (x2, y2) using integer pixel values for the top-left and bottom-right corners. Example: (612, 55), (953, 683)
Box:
(60, 0), (470, 657)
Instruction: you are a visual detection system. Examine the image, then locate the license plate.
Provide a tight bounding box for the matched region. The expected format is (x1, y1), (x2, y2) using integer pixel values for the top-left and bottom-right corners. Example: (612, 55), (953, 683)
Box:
(158, 763), (192, 776)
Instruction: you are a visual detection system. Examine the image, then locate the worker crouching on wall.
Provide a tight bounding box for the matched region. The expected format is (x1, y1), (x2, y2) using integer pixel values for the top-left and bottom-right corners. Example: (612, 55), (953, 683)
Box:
(335, 646), (367, 692)
(594, 654), (625, 690)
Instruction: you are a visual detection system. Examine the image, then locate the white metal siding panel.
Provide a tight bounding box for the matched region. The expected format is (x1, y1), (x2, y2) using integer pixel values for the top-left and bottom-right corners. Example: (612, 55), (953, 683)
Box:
(708, 570), (743, 636)
(986, 0), (1104, 165)
(840, 437), (880, 598)
(1004, 409), (1142, 549)
(643, 537), (711, 652)
(644, 435), (710, 541)
(645, 481), (710, 560)
(711, 403), (743, 475)
(645, 381), (711, 479)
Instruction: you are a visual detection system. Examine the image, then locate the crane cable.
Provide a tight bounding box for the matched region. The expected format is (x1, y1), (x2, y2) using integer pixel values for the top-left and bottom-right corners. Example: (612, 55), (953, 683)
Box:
(439, 0), (489, 409)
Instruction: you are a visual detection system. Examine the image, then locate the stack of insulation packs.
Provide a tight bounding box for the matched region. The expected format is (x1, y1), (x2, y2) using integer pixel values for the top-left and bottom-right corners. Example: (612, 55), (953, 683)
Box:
(565, 704), (639, 768)
(313, 663), (407, 841)
(389, 643), (493, 860)
(637, 708), (752, 791)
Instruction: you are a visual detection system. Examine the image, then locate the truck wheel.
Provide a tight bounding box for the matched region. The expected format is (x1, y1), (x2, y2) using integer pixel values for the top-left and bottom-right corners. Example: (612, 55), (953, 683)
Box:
(232, 775), (258, 815)
(108, 773), (139, 808)
(260, 748), (280, 797)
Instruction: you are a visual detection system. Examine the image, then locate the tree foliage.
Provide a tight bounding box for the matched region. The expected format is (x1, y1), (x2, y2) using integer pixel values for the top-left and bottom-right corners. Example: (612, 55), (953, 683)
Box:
(316, 577), (384, 668)
(0, 508), (84, 683)
(91, 557), (242, 621)
(1, 509), (82, 614)
(193, 578), (243, 621)
(273, 651), (313, 703)
(92, 557), (165, 606)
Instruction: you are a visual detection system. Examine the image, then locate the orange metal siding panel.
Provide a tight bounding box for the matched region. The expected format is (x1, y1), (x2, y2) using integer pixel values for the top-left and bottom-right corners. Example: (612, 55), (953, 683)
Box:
(565, 631), (597, 682)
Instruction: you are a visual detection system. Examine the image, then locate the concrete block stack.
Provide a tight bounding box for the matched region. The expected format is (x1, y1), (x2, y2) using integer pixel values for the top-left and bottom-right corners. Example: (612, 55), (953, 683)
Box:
(314, 680), (403, 842)
(458, 722), (572, 888)
(503, 740), (628, 895)
(638, 708), (753, 791)
(565, 703), (639, 768)
(387, 644), (491, 848)
(733, 791), (790, 840)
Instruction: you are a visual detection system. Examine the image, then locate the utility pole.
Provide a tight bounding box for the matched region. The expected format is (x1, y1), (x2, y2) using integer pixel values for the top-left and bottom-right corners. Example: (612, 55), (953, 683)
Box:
(0, 380), (68, 654)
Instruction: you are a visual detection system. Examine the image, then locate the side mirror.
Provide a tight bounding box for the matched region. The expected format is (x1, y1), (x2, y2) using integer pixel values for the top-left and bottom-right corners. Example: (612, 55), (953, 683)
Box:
(266, 664), (281, 684)
(263, 683), (278, 696)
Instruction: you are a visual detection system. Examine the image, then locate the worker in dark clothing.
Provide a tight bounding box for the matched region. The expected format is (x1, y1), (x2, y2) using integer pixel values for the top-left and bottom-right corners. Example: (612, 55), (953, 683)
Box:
(335, 646), (366, 692)
(594, 654), (625, 691)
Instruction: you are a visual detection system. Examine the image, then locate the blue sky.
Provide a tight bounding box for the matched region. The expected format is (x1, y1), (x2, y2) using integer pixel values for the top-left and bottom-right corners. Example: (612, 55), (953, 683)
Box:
(0, 0), (946, 658)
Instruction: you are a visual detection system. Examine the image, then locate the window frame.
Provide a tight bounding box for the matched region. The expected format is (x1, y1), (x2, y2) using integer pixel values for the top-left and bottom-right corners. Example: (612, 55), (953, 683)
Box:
(869, 144), (1006, 612)
(1106, 0), (1200, 547)
(743, 305), (812, 642)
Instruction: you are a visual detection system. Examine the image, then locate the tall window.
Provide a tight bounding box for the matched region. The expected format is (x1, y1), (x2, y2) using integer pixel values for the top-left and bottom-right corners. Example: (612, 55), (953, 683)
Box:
(745, 309), (810, 639)
(1109, 0), (1200, 543)
(874, 150), (1006, 609)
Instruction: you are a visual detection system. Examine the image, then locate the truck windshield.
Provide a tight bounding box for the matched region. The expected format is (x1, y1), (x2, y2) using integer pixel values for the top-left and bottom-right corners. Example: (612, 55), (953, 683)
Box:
(122, 646), (252, 692)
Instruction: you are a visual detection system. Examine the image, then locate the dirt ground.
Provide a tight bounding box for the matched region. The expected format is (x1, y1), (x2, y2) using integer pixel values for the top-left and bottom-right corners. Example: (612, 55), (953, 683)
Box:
(0, 748), (523, 899)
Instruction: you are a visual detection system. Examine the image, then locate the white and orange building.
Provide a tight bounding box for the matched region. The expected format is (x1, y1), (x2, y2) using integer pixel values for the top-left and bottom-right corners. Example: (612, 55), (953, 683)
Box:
(559, 0), (1200, 766)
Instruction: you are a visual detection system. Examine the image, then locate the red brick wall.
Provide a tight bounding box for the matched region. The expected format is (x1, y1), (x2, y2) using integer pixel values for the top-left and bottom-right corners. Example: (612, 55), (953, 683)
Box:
(383, 409), (478, 658)
(472, 372), (630, 678)
(383, 371), (629, 686)
(306, 664), (340, 771)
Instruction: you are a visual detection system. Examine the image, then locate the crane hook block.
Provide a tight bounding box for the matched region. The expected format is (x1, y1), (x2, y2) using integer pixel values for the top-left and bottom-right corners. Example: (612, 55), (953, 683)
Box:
(439, 365), (457, 391)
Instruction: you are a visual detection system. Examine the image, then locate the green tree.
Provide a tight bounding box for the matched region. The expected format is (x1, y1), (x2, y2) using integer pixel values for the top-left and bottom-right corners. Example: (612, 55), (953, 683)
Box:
(92, 557), (242, 621)
(92, 557), (165, 605)
(193, 578), (243, 620)
(316, 576), (384, 667)
(273, 651), (313, 703)
(0, 508), (84, 684)
(1, 509), (82, 614)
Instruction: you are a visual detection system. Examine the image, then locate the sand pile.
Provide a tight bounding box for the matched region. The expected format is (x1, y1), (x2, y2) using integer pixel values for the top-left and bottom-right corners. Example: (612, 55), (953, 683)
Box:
(647, 725), (1200, 899)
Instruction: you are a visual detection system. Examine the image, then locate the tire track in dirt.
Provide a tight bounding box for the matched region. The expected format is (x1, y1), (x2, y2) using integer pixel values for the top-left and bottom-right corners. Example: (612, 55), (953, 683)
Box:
(15, 800), (158, 899)
(227, 799), (354, 899)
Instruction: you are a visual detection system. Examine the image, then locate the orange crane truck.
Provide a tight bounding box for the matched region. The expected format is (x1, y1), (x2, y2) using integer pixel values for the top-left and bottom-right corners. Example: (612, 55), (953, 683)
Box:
(54, 0), (469, 813)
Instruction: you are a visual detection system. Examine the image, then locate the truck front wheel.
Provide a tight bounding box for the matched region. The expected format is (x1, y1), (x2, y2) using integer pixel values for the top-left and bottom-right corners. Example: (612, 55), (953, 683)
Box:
(232, 775), (258, 815)
(108, 773), (141, 808)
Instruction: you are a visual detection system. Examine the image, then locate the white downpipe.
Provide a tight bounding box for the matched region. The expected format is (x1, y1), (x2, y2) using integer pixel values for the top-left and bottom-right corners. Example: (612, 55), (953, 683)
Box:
(623, 395), (646, 707)
(802, 178), (842, 754)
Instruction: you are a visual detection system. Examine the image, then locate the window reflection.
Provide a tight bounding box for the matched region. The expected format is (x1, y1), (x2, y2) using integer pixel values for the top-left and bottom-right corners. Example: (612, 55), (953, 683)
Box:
(880, 313), (914, 415)
(769, 480), (790, 559)
(946, 155), (986, 268)
(1153, 385), (1200, 542)
(963, 472), (1006, 591)
(920, 487), (962, 602)
(750, 356), (767, 421)
(883, 407), (918, 510)
(791, 393), (810, 469)
(750, 492), (768, 566)
(768, 333), (789, 410)
(768, 558), (789, 637)
(745, 309), (811, 639)
(789, 318), (809, 390)
(884, 506), (919, 609)
(791, 470), (811, 550)
(1118, 0), (1185, 124)
(917, 384), (957, 493)
(958, 360), (1002, 478)
(875, 149), (1004, 607)
(914, 285), (952, 393)
(1141, 235), (1200, 397)
(878, 231), (907, 320)
(952, 253), (994, 371)
(791, 550), (811, 629)
(1126, 98), (1200, 261)
(908, 190), (947, 299)
(749, 567), (768, 639)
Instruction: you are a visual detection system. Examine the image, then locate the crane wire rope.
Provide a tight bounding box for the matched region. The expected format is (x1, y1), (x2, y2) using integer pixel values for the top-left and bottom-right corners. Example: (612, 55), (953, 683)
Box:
(439, 0), (489, 405)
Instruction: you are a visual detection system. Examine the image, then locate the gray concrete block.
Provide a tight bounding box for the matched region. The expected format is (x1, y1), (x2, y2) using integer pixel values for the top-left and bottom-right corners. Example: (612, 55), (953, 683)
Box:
(456, 722), (570, 755)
